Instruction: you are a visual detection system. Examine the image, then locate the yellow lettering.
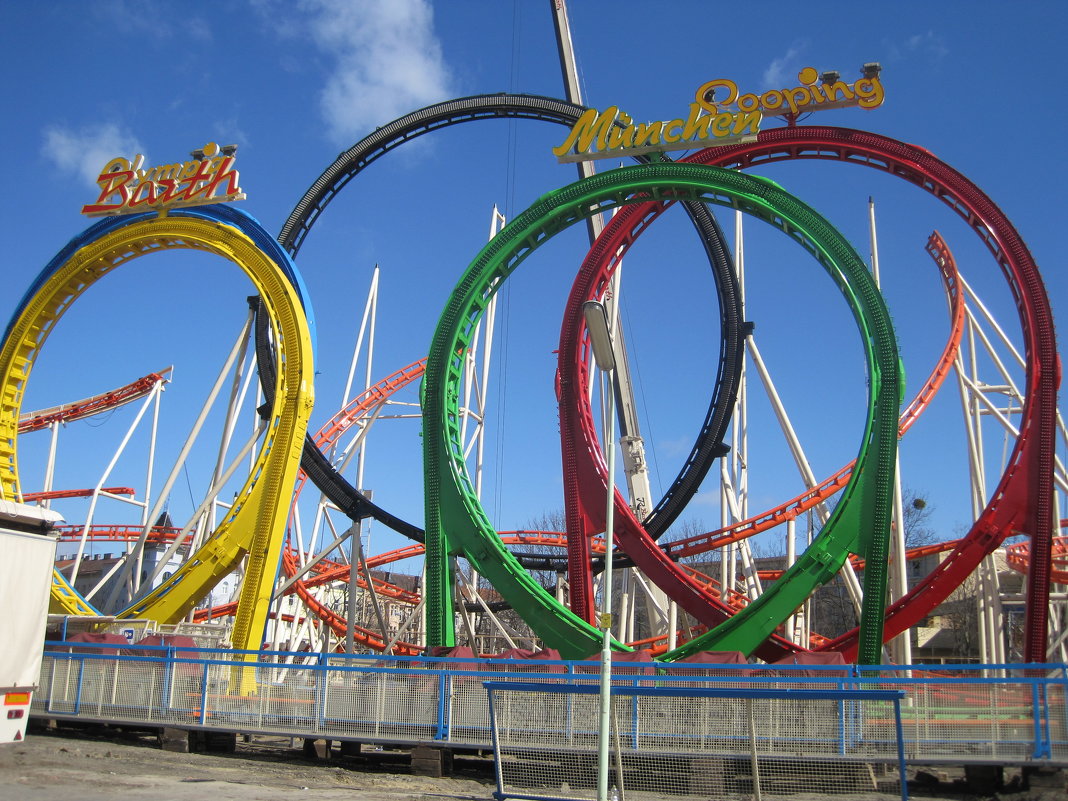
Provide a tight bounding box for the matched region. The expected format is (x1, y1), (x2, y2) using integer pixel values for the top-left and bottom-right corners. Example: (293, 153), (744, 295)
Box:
(784, 86), (812, 115)
(607, 113), (635, 149)
(552, 107), (619, 157)
(733, 111), (762, 136)
(822, 81), (855, 103)
(83, 146), (244, 217)
(633, 120), (663, 148)
(682, 103), (712, 140)
(737, 92), (760, 113)
(853, 76), (885, 109)
(145, 163), (185, 183)
(694, 79), (737, 112)
(760, 90), (784, 111)
(99, 156), (131, 175)
(661, 118), (685, 143)
(711, 113), (733, 137)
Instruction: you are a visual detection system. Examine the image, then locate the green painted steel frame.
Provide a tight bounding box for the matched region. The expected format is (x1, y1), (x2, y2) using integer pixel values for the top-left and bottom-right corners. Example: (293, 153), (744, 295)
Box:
(422, 163), (900, 662)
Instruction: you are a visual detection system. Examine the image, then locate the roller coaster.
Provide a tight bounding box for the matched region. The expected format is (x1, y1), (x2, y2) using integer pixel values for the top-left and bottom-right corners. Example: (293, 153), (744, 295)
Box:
(3, 86), (1063, 672)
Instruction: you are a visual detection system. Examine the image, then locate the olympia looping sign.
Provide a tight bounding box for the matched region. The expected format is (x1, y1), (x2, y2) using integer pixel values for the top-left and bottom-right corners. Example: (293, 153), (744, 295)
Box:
(81, 141), (245, 216)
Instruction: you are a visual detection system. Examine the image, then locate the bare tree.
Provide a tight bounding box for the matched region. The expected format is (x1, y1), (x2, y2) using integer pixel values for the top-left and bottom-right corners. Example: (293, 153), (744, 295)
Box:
(902, 488), (936, 549)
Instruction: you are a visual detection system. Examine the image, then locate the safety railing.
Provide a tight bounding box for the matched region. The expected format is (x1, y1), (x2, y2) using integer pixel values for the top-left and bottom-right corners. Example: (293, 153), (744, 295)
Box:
(32, 645), (1068, 767)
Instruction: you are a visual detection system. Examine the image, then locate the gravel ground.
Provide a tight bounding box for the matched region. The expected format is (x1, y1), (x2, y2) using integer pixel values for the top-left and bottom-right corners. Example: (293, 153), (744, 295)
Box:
(1, 723), (1064, 801)
(0, 725), (493, 801)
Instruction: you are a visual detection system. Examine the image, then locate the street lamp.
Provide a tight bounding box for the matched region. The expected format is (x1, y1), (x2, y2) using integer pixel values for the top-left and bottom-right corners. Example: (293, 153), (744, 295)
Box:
(582, 299), (617, 801)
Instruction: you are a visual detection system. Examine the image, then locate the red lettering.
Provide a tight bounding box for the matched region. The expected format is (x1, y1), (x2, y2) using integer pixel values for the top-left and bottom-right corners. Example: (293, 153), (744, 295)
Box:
(177, 158), (217, 203)
(155, 178), (181, 206)
(179, 156), (240, 204)
(127, 179), (159, 209)
(81, 170), (133, 215)
(82, 148), (244, 217)
(197, 156), (241, 200)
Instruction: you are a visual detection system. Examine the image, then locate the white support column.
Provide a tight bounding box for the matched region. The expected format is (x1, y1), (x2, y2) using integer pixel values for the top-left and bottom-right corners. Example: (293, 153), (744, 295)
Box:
(890, 468), (913, 666)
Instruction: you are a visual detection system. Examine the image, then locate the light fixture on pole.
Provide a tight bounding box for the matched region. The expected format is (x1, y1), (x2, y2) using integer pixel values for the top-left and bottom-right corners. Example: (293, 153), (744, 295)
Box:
(582, 299), (617, 801)
(583, 300), (616, 371)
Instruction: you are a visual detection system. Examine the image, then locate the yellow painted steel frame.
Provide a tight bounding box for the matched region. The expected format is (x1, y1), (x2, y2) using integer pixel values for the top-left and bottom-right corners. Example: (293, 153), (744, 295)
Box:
(0, 218), (314, 661)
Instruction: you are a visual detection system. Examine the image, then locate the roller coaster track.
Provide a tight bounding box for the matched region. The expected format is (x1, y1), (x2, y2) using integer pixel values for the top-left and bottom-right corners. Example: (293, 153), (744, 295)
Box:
(1006, 526), (1068, 585)
(18, 111), (1052, 665)
(550, 161), (901, 662)
(424, 163), (900, 662)
(272, 94), (744, 632)
(23, 487), (136, 503)
(552, 132), (1056, 660)
(538, 223), (1009, 657)
(1, 207), (315, 659)
(559, 226), (963, 651)
(657, 230), (966, 563)
(554, 162), (740, 625)
(684, 126), (1058, 663)
(17, 369), (172, 433)
(190, 529), (761, 655)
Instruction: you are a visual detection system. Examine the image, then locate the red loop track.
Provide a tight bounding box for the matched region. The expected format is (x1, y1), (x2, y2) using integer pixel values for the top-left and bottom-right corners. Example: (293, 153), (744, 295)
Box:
(688, 127), (1057, 662)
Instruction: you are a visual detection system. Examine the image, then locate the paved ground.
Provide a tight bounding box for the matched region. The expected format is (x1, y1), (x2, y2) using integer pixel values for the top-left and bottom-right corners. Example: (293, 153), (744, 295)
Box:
(1, 723), (1064, 801)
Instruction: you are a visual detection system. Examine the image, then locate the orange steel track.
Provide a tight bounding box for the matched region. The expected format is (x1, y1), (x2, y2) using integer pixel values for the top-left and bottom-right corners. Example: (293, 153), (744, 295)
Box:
(18, 370), (170, 433)
(1006, 525), (1068, 584)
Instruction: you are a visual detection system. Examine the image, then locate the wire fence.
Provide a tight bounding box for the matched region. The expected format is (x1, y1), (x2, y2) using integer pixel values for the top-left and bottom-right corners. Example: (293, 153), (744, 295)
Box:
(32, 644), (1068, 772)
(484, 681), (909, 801)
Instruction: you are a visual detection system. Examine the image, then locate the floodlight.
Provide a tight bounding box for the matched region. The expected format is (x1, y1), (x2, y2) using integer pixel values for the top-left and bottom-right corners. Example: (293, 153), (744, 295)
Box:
(582, 300), (616, 372)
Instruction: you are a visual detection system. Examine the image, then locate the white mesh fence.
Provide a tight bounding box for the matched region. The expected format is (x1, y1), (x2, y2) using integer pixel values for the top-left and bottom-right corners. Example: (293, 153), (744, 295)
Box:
(33, 650), (1068, 770)
(485, 681), (908, 801)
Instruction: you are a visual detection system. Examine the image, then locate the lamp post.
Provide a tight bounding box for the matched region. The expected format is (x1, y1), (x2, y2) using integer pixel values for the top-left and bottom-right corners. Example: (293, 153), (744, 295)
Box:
(582, 299), (617, 801)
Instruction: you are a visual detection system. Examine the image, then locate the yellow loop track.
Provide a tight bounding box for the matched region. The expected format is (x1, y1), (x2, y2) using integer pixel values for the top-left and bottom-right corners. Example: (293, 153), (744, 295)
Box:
(0, 217), (314, 659)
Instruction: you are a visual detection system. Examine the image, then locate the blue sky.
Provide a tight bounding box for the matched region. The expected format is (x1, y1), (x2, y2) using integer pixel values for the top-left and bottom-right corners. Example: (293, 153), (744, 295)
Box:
(1, 1), (1065, 570)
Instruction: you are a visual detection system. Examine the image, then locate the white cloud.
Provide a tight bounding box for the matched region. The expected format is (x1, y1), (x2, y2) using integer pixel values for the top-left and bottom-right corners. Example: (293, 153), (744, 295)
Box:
(763, 43), (807, 87)
(298, 0), (454, 143)
(689, 490), (721, 509)
(904, 31), (949, 60)
(93, 0), (211, 42)
(884, 30), (949, 63)
(657, 436), (694, 459)
(42, 123), (146, 187)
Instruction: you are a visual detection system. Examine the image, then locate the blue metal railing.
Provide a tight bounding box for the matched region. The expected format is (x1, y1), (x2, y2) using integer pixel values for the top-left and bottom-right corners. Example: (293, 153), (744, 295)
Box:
(33, 643), (1068, 765)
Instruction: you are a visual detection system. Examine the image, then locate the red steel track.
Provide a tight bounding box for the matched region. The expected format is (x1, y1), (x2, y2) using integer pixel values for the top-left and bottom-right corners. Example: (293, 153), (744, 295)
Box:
(661, 231), (966, 562)
(558, 166), (968, 661)
(17, 370), (170, 434)
(686, 127), (1057, 662)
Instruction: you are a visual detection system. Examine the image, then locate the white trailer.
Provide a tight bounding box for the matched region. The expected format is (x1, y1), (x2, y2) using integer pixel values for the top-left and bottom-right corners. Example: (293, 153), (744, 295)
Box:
(0, 500), (61, 744)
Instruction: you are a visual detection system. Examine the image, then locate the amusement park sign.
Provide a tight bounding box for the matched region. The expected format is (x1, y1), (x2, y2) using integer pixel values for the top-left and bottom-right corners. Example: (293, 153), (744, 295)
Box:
(81, 142), (245, 216)
(553, 66), (884, 163)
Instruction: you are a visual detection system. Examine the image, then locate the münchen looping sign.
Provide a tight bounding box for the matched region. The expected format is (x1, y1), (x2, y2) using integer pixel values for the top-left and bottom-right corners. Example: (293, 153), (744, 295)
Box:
(553, 65), (884, 163)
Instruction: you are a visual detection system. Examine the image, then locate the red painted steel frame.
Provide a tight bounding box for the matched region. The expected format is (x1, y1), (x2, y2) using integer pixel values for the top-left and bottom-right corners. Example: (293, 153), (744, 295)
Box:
(560, 195), (962, 662)
(694, 127), (1058, 662)
(662, 230), (965, 561)
(555, 169), (801, 660)
(18, 371), (170, 433)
